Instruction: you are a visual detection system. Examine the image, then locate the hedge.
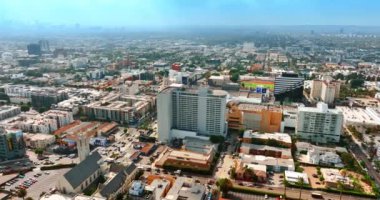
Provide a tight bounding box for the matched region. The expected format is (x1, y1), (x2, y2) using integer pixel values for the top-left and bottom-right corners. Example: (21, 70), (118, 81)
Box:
(40, 163), (76, 170)
(319, 187), (377, 199)
(232, 185), (281, 197)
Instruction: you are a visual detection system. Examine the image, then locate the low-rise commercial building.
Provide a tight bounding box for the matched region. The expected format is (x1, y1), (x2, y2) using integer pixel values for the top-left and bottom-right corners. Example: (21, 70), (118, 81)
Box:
(240, 154), (294, 172)
(284, 171), (309, 184)
(228, 103), (282, 132)
(241, 131), (292, 148)
(163, 177), (206, 200)
(155, 148), (214, 171)
(240, 143), (292, 159)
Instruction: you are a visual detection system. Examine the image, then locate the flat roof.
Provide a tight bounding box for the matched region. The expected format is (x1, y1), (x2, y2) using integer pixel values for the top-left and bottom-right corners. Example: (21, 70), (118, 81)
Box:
(243, 131), (292, 144)
(336, 106), (380, 126)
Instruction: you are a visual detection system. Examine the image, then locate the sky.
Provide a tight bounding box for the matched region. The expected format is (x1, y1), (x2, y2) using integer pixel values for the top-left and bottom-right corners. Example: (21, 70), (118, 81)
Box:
(0, 0), (379, 28)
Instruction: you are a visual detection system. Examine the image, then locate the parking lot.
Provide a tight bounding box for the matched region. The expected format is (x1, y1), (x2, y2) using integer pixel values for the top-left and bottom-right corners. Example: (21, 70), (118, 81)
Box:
(5, 168), (70, 200)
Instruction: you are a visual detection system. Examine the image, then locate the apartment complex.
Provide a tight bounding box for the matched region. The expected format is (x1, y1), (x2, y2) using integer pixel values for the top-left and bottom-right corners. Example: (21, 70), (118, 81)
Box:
(83, 93), (155, 124)
(0, 128), (25, 161)
(0, 106), (20, 121)
(0, 110), (73, 134)
(310, 80), (341, 104)
(228, 103), (282, 132)
(158, 85), (227, 143)
(296, 102), (343, 144)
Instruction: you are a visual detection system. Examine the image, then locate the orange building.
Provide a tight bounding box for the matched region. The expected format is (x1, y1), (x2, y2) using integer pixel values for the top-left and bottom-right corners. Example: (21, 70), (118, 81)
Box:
(227, 103), (282, 133)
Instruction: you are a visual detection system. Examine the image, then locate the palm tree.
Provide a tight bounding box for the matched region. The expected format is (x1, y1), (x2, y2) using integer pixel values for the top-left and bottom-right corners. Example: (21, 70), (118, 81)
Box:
(216, 178), (233, 197)
(337, 181), (343, 200)
(17, 189), (27, 200)
(297, 177), (304, 200)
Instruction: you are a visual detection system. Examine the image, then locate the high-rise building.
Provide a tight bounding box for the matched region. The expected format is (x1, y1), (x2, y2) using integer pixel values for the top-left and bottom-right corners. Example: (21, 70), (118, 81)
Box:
(296, 102), (343, 144)
(38, 40), (50, 52)
(0, 128), (26, 161)
(27, 44), (41, 56)
(274, 73), (304, 102)
(310, 80), (341, 105)
(157, 85), (228, 143)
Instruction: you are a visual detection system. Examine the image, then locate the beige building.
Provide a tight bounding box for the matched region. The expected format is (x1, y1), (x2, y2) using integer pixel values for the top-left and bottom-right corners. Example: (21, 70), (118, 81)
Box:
(24, 133), (55, 149)
(310, 80), (340, 104)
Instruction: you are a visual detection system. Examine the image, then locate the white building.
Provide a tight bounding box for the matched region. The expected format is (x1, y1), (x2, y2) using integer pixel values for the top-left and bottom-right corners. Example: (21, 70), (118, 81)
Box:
(305, 148), (343, 167)
(43, 110), (74, 129)
(296, 102), (343, 144)
(284, 171), (309, 184)
(158, 85), (228, 143)
(0, 106), (20, 121)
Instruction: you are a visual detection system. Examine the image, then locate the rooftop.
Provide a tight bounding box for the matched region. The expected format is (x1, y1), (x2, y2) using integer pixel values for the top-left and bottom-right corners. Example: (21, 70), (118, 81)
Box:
(243, 131), (292, 144)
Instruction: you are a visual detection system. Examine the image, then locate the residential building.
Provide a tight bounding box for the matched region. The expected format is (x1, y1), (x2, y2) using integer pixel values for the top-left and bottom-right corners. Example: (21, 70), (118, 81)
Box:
(0, 128), (25, 161)
(304, 149), (343, 167)
(57, 151), (103, 194)
(31, 90), (68, 109)
(0, 106), (20, 121)
(158, 85), (228, 143)
(310, 80), (341, 104)
(83, 93), (155, 125)
(296, 102), (343, 144)
(43, 110), (74, 129)
(23, 133), (55, 149)
(227, 103), (282, 132)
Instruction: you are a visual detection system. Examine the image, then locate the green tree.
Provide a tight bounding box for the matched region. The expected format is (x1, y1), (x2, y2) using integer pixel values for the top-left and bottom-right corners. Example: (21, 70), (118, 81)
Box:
(230, 72), (240, 83)
(216, 178), (233, 197)
(350, 79), (365, 89)
(20, 104), (30, 112)
(17, 189), (27, 200)
(209, 135), (225, 144)
(34, 148), (43, 156)
(106, 87), (113, 92)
